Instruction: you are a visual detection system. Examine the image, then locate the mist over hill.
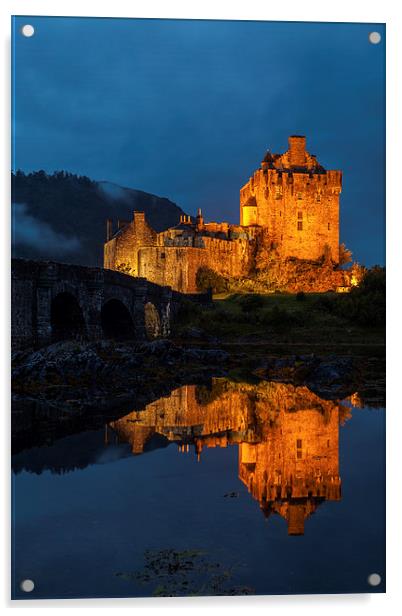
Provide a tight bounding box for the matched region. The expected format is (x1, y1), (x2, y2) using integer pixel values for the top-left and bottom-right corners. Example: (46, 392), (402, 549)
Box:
(11, 171), (187, 266)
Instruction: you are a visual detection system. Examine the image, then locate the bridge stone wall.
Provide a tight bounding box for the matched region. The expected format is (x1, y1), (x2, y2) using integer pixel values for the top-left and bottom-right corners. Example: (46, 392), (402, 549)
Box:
(12, 259), (204, 350)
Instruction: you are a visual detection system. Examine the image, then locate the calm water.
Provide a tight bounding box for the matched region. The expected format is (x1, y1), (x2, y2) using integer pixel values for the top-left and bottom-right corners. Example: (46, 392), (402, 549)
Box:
(12, 379), (386, 599)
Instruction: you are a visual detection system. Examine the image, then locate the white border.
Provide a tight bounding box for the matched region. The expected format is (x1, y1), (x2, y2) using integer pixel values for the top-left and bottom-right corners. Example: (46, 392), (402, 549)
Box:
(1, 1), (400, 614)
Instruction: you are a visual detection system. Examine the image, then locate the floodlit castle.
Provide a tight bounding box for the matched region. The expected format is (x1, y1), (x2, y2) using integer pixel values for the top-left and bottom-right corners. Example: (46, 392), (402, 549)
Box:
(104, 136), (345, 293)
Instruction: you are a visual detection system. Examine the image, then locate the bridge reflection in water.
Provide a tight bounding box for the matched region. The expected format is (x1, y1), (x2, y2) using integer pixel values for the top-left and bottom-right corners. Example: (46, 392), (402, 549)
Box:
(109, 380), (353, 535)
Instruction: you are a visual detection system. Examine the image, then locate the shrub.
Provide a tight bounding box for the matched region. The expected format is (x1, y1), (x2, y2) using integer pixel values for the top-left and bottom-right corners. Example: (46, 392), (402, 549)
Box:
(261, 306), (303, 329)
(313, 294), (336, 313)
(313, 267), (385, 327)
(357, 266), (385, 295)
(196, 267), (229, 294)
(344, 268), (385, 327)
(176, 299), (203, 323)
(339, 243), (353, 266)
(237, 294), (265, 313)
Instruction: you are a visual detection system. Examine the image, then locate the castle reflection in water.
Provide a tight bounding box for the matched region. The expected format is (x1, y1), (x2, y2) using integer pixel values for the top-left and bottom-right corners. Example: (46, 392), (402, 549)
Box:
(109, 380), (356, 536)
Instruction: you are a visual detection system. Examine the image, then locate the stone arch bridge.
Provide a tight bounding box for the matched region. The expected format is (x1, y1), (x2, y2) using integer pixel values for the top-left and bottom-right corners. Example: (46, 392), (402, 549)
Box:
(12, 259), (209, 350)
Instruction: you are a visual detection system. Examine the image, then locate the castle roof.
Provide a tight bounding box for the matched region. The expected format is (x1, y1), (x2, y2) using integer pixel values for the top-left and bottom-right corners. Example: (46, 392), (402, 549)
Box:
(243, 196), (257, 208)
(260, 136), (329, 174)
(170, 222), (197, 234)
(262, 150), (274, 163)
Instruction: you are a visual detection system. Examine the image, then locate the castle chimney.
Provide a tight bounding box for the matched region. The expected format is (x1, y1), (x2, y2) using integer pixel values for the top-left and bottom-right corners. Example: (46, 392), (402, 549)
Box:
(287, 503), (306, 535)
(288, 135), (306, 167)
(196, 208), (204, 228)
(133, 211), (145, 221)
(106, 218), (113, 241)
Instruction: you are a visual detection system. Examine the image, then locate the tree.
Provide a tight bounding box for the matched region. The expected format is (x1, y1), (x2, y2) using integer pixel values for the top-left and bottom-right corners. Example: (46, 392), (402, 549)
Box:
(116, 262), (134, 275)
(196, 267), (228, 294)
(339, 243), (353, 266)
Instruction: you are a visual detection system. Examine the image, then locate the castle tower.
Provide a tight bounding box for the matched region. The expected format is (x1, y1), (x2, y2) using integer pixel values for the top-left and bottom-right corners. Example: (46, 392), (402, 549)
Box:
(238, 390), (342, 535)
(239, 136), (342, 263)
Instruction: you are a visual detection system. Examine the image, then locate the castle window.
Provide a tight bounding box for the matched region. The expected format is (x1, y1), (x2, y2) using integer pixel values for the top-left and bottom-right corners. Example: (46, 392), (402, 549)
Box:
(297, 451), (302, 459)
(297, 192), (303, 200)
(317, 193), (321, 202)
(160, 252), (166, 259)
(298, 211), (303, 219)
(297, 439), (302, 448)
(328, 223), (330, 230)
(297, 221), (303, 231)
(275, 186), (282, 199)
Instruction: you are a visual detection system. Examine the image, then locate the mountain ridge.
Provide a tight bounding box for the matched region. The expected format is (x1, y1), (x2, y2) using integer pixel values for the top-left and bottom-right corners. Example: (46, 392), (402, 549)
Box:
(12, 170), (188, 267)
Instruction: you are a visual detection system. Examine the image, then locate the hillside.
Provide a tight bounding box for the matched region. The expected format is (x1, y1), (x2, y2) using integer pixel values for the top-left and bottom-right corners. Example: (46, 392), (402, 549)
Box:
(11, 171), (187, 266)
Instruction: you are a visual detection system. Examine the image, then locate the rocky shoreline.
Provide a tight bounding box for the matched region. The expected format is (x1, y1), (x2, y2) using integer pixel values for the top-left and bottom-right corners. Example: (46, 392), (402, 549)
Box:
(12, 338), (385, 413)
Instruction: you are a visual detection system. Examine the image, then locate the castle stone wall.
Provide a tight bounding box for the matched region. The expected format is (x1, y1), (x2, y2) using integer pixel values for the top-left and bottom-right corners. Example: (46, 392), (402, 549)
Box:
(136, 237), (254, 293)
(104, 211), (157, 276)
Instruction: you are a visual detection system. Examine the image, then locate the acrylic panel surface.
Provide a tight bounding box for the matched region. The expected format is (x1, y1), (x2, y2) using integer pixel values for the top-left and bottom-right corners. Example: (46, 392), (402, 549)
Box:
(11, 16), (385, 600)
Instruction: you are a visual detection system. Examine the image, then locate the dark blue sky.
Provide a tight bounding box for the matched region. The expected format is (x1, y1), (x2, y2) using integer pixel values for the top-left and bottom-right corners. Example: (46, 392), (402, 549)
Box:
(12, 17), (385, 265)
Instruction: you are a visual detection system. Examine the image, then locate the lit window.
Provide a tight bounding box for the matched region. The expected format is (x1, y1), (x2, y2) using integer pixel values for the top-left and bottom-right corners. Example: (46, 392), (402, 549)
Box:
(297, 221), (303, 231)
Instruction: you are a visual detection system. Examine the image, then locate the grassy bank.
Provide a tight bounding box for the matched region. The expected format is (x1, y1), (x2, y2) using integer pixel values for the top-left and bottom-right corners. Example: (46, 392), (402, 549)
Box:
(172, 290), (385, 354)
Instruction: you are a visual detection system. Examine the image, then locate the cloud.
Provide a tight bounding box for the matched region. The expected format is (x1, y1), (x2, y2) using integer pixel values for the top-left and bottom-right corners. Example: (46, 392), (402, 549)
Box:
(97, 181), (129, 201)
(12, 203), (80, 254)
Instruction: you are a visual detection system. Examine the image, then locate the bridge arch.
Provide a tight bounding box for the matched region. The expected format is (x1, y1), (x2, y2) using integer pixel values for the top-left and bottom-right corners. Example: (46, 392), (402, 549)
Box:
(11, 259), (208, 350)
(51, 291), (86, 342)
(101, 298), (136, 340)
(144, 301), (161, 339)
